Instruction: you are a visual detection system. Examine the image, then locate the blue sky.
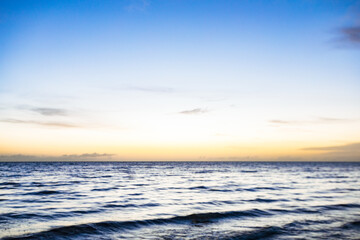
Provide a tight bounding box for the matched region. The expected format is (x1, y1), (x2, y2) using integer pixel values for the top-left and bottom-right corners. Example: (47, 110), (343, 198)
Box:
(0, 0), (359, 160)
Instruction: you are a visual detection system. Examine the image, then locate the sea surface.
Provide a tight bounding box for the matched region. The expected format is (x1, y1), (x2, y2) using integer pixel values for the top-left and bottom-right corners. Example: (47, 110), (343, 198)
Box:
(0, 162), (360, 240)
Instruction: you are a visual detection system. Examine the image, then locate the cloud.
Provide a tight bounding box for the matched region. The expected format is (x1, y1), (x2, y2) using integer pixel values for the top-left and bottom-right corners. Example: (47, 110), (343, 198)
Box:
(301, 142), (360, 152)
(0, 154), (41, 162)
(179, 108), (208, 115)
(62, 153), (115, 158)
(202, 142), (360, 162)
(0, 119), (78, 128)
(317, 117), (352, 122)
(31, 107), (67, 116)
(269, 120), (294, 124)
(334, 5), (360, 49)
(339, 26), (360, 47)
(199, 156), (259, 161)
(269, 117), (356, 126)
(301, 142), (360, 161)
(0, 153), (116, 162)
(16, 105), (69, 116)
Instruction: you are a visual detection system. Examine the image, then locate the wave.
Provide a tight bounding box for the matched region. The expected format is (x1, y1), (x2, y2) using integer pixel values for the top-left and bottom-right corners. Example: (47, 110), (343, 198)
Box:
(240, 170), (258, 173)
(91, 187), (118, 191)
(25, 190), (64, 195)
(3, 201), (357, 224)
(318, 203), (360, 210)
(248, 198), (286, 203)
(0, 182), (21, 189)
(0, 212), (70, 221)
(209, 188), (233, 192)
(171, 209), (272, 223)
(189, 185), (208, 190)
(221, 226), (283, 240)
(341, 220), (360, 229)
(188, 185), (234, 192)
(0, 182), (21, 186)
(2, 209), (272, 239)
(0, 208), (105, 221)
(187, 185), (292, 193)
(8, 214), (354, 240)
(103, 202), (160, 208)
(237, 186), (292, 192)
(0, 213), (45, 221)
(160, 226), (284, 240)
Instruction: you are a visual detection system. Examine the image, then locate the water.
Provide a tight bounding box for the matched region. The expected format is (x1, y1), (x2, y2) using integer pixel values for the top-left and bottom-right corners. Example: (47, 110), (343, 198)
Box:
(0, 162), (360, 240)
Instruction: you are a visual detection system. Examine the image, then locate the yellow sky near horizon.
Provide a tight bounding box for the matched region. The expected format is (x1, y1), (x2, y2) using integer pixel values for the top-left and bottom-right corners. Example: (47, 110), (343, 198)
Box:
(1, 118), (359, 161)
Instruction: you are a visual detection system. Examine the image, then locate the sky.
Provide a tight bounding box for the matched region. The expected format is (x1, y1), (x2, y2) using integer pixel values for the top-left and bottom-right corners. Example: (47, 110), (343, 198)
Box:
(0, 0), (359, 161)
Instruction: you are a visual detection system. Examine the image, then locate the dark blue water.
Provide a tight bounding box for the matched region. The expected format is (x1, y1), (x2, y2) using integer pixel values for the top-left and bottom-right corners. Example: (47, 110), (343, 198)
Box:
(0, 162), (360, 240)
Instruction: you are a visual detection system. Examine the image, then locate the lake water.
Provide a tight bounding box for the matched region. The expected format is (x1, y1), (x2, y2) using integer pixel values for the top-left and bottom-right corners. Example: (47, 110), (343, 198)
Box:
(0, 162), (360, 239)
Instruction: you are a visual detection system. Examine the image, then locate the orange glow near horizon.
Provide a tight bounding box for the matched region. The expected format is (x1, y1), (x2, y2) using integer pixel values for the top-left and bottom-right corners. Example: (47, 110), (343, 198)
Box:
(1, 132), (358, 161)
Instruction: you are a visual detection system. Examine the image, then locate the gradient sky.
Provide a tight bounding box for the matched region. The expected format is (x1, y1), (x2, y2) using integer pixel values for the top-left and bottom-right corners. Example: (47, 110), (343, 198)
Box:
(0, 0), (359, 161)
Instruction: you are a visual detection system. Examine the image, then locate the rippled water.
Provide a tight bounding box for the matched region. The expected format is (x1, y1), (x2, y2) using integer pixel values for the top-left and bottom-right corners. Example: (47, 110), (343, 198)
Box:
(1, 162), (360, 239)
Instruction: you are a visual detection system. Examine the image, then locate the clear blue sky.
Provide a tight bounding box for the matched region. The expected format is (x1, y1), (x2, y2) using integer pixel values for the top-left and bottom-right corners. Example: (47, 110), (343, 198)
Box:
(0, 0), (359, 161)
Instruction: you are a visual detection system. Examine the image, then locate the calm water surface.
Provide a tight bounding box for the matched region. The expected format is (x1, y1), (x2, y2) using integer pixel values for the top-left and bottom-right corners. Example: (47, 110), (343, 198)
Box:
(0, 162), (360, 239)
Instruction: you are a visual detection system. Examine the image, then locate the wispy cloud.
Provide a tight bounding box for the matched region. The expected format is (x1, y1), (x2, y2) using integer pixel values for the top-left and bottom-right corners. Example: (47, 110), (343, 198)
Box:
(301, 142), (360, 152)
(0, 154), (41, 162)
(201, 143), (360, 162)
(269, 117), (356, 126)
(16, 105), (69, 116)
(0, 119), (78, 128)
(317, 117), (354, 122)
(62, 153), (115, 158)
(31, 107), (68, 116)
(179, 108), (208, 115)
(339, 25), (360, 47)
(269, 120), (294, 124)
(333, 5), (360, 49)
(301, 142), (360, 161)
(0, 153), (116, 162)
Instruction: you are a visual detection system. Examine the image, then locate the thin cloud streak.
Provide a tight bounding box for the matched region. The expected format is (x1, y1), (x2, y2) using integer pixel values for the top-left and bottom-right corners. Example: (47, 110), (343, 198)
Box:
(0, 153), (116, 162)
(202, 143), (360, 162)
(0, 119), (79, 128)
(301, 142), (360, 161)
(62, 153), (115, 158)
(179, 108), (208, 115)
(31, 107), (68, 116)
(301, 142), (360, 152)
(334, 5), (360, 49)
(340, 26), (360, 47)
(16, 105), (69, 116)
(317, 117), (352, 122)
(269, 117), (357, 126)
(269, 120), (293, 124)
